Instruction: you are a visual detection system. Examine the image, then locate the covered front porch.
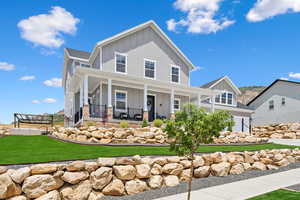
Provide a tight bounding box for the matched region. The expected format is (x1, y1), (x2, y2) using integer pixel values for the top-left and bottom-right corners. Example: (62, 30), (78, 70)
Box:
(68, 67), (218, 126)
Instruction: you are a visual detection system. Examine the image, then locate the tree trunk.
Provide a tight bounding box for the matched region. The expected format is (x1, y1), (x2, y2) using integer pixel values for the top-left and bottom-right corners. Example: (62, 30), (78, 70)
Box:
(187, 153), (194, 200)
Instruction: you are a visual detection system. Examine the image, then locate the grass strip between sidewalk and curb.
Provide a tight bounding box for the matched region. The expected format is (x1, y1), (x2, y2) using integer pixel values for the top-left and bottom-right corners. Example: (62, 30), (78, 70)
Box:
(0, 135), (299, 165)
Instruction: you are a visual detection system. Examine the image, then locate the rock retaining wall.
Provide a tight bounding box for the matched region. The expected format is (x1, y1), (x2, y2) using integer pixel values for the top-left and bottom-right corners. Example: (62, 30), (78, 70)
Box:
(1, 149), (300, 199)
(253, 123), (300, 139)
(0, 127), (10, 136)
(52, 126), (267, 145)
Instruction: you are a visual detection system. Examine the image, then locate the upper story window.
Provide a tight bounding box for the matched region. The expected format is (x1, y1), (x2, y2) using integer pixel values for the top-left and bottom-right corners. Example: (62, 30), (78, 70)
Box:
(171, 65), (180, 83)
(115, 53), (127, 74)
(115, 90), (127, 111)
(144, 59), (156, 79)
(174, 98), (180, 111)
(215, 91), (234, 105)
(281, 97), (286, 106)
(269, 100), (274, 110)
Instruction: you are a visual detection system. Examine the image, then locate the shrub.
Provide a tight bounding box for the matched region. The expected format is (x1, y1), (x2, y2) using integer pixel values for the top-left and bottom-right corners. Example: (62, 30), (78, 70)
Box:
(141, 119), (148, 128)
(85, 121), (96, 127)
(120, 121), (129, 128)
(153, 119), (163, 128)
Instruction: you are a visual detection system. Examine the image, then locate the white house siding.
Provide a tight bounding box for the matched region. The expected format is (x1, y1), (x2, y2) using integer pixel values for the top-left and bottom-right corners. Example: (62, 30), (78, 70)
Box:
(249, 81), (300, 126)
(99, 27), (190, 86)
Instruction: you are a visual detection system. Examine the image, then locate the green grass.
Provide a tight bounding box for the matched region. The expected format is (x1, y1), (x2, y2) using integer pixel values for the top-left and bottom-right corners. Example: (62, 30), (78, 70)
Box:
(0, 136), (298, 165)
(248, 189), (300, 200)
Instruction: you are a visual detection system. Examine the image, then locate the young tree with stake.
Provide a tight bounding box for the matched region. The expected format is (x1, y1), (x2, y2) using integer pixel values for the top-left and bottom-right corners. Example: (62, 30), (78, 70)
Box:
(164, 103), (234, 200)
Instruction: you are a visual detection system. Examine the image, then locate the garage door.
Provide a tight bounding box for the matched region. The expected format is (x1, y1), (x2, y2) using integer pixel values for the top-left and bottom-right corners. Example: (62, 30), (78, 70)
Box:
(232, 116), (250, 132)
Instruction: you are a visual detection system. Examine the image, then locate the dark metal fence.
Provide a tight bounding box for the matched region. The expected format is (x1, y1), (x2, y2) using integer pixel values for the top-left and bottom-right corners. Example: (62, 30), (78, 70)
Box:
(90, 104), (107, 119)
(113, 106), (143, 121)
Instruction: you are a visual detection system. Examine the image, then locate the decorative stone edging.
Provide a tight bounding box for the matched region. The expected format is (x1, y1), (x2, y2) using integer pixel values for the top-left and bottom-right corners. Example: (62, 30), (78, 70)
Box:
(253, 122), (300, 139)
(1, 148), (300, 199)
(51, 126), (268, 145)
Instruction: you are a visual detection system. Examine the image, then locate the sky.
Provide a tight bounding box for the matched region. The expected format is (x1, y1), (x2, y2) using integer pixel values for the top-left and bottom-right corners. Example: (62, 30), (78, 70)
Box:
(1, 0), (300, 124)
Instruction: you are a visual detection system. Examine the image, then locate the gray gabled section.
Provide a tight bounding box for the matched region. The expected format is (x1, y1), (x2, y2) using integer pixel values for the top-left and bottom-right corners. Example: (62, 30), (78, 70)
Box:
(65, 48), (90, 60)
(200, 76), (225, 89)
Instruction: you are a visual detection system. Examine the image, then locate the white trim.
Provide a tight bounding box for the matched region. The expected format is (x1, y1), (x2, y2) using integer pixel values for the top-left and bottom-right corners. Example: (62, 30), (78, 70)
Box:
(170, 65), (181, 84)
(214, 91), (236, 106)
(99, 46), (103, 70)
(115, 52), (127, 74)
(144, 58), (156, 80)
(115, 90), (127, 111)
(147, 93), (156, 120)
(174, 98), (181, 111)
(100, 81), (102, 106)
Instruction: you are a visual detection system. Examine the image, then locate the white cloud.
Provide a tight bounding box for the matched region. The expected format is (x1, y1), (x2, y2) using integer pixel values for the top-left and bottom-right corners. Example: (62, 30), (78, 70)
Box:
(247, 0), (300, 22)
(289, 72), (300, 79)
(32, 100), (40, 104)
(17, 6), (80, 48)
(43, 98), (57, 103)
(20, 75), (35, 81)
(43, 78), (62, 87)
(280, 77), (289, 80)
(167, 0), (235, 34)
(191, 65), (205, 72)
(0, 62), (15, 71)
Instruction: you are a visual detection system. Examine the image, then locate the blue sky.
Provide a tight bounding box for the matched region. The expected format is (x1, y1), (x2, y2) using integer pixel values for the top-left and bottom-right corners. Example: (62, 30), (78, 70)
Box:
(1, 0), (300, 124)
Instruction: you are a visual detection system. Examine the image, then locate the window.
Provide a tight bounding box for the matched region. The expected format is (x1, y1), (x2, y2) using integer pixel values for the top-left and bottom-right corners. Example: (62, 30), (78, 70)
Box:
(115, 91), (127, 111)
(221, 93), (227, 104)
(215, 95), (220, 103)
(269, 100), (274, 110)
(74, 61), (90, 68)
(174, 98), (180, 111)
(227, 93), (233, 105)
(282, 97), (286, 106)
(144, 59), (155, 79)
(115, 53), (127, 73)
(171, 66), (180, 83)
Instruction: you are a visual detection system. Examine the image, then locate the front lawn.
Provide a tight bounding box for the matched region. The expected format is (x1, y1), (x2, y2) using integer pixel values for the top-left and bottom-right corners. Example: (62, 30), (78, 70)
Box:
(0, 136), (298, 165)
(248, 189), (300, 200)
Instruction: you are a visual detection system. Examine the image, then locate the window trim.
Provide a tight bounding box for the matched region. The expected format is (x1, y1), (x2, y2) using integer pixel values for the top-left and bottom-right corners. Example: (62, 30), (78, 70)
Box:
(281, 97), (286, 106)
(114, 90), (127, 112)
(269, 100), (274, 110)
(144, 58), (156, 80)
(170, 65), (181, 84)
(174, 98), (181, 111)
(115, 52), (127, 74)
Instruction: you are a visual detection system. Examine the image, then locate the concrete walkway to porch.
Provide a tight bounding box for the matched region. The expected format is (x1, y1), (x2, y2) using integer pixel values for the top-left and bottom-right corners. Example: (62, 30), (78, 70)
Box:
(154, 168), (300, 200)
(270, 138), (300, 146)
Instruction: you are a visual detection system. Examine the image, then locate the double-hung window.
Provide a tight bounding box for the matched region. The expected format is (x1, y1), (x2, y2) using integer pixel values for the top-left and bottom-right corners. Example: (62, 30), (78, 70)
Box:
(115, 91), (127, 111)
(171, 65), (180, 83)
(215, 92), (234, 105)
(215, 95), (221, 103)
(115, 53), (127, 73)
(174, 98), (180, 111)
(144, 59), (155, 79)
(227, 93), (233, 105)
(221, 93), (227, 104)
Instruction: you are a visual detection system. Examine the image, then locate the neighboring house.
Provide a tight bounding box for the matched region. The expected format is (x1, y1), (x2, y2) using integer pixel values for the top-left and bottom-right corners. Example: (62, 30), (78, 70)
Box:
(247, 79), (300, 126)
(63, 20), (218, 126)
(199, 76), (254, 132)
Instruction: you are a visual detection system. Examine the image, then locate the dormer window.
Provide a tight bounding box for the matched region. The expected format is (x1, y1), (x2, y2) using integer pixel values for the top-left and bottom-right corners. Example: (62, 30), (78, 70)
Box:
(171, 65), (180, 83)
(214, 91), (234, 105)
(115, 53), (127, 73)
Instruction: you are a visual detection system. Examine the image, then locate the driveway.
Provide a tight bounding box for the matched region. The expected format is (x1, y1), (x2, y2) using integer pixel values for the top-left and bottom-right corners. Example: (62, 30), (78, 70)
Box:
(270, 139), (300, 146)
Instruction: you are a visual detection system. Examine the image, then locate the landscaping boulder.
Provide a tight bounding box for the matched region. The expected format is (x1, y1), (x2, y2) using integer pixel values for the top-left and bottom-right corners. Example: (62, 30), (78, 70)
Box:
(66, 161), (85, 171)
(164, 175), (179, 187)
(102, 178), (125, 196)
(0, 173), (22, 199)
(125, 179), (148, 195)
(136, 164), (151, 178)
(61, 171), (89, 184)
(90, 167), (113, 190)
(10, 167), (31, 184)
(162, 163), (184, 176)
(35, 190), (60, 200)
(98, 158), (116, 167)
(113, 165), (136, 180)
(31, 164), (57, 174)
(148, 175), (163, 189)
(194, 166), (210, 178)
(230, 164), (244, 175)
(252, 162), (266, 171)
(88, 191), (104, 200)
(211, 162), (231, 176)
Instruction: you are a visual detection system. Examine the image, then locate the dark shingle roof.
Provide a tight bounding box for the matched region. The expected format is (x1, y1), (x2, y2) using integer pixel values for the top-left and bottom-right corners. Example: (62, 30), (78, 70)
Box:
(200, 76), (225, 88)
(65, 48), (90, 60)
(237, 102), (252, 110)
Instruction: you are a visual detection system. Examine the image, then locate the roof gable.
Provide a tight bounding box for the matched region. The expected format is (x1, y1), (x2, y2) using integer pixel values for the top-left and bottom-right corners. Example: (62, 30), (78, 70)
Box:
(89, 20), (195, 70)
(247, 79), (300, 106)
(200, 76), (241, 95)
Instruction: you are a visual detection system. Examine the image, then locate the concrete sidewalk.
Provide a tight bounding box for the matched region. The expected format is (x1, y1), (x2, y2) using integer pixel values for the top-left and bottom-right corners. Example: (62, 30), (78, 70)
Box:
(155, 168), (300, 200)
(270, 138), (300, 146)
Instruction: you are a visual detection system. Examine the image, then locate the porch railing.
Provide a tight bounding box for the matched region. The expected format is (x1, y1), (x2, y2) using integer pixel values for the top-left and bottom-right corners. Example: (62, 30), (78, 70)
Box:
(113, 106), (143, 121)
(90, 104), (107, 119)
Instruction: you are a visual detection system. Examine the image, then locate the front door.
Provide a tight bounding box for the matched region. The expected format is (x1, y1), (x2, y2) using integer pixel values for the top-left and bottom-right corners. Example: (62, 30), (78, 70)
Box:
(147, 95), (155, 122)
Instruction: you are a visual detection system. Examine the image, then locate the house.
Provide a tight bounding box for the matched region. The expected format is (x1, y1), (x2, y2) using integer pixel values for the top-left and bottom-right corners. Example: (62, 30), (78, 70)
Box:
(199, 76), (254, 132)
(63, 20), (219, 126)
(247, 79), (300, 126)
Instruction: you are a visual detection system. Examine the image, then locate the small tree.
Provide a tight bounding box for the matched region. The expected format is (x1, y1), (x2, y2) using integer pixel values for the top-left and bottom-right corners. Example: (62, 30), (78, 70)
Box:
(164, 103), (234, 200)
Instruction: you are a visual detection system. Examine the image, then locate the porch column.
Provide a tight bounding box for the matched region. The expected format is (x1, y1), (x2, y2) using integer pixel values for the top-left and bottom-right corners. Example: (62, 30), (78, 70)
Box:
(83, 75), (90, 121)
(197, 94), (202, 108)
(107, 78), (113, 121)
(80, 81), (83, 108)
(211, 94), (215, 113)
(170, 88), (175, 119)
(143, 84), (148, 121)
